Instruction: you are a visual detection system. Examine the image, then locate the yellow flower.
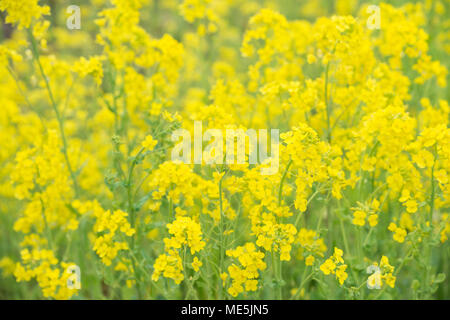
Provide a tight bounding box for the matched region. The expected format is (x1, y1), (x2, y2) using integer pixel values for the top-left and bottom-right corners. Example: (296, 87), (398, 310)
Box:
(333, 247), (344, 264)
(245, 279), (258, 291)
(352, 210), (366, 226)
(368, 214), (378, 227)
(405, 199), (418, 213)
(336, 265), (348, 285)
(319, 258), (336, 275)
(305, 255), (315, 266)
(320, 247), (347, 285)
(73, 56), (104, 86)
(307, 54), (316, 64)
(388, 223), (407, 243)
(435, 169), (448, 184)
(220, 272), (228, 285)
(0, 0), (50, 29)
(142, 135), (158, 151)
(368, 256), (396, 289)
(384, 273), (396, 288)
(93, 208), (135, 266)
(191, 257), (202, 272)
(224, 243), (266, 297)
(114, 262), (128, 272)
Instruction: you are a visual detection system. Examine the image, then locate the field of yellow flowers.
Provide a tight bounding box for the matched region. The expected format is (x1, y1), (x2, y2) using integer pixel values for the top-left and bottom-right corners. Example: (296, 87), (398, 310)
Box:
(0, 0), (449, 300)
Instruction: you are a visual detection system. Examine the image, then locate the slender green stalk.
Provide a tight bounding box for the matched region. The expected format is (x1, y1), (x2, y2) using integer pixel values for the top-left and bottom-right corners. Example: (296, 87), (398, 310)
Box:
(423, 151), (437, 299)
(278, 159), (292, 206)
(218, 169), (228, 299)
(126, 147), (146, 299)
(127, 148), (144, 228)
(429, 154), (436, 224)
(278, 257), (283, 299)
(291, 267), (313, 300)
(39, 198), (54, 252)
(182, 246), (198, 299)
(324, 61), (332, 143)
(27, 29), (80, 197)
(340, 218), (359, 284)
(270, 250), (278, 299)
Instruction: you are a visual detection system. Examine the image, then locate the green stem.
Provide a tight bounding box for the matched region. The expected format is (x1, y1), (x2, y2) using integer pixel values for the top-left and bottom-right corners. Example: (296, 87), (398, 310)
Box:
(278, 258), (283, 299)
(291, 266), (312, 300)
(39, 198), (54, 252)
(126, 147), (145, 299)
(429, 154), (436, 224)
(127, 148), (144, 228)
(28, 29), (79, 197)
(340, 218), (359, 284)
(270, 250), (277, 299)
(324, 61), (332, 143)
(218, 169), (228, 299)
(278, 159), (292, 206)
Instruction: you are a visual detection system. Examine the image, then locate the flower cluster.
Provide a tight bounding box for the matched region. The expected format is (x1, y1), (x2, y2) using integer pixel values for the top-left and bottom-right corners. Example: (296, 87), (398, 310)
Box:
(92, 208), (135, 266)
(320, 247), (348, 285)
(352, 199), (381, 227)
(295, 228), (327, 266)
(13, 237), (79, 300)
(224, 243), (267, 297)
(388, 222), (408, 243)
(0, 0), (49, 29)
(367, 256), (396, 289)
(0, 0), (448, 300)
(152, 216), (205, 284)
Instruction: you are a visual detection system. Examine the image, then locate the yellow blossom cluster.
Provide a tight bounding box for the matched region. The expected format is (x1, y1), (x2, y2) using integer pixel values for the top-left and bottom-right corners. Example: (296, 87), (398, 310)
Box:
(0, 0), (448, 300)
(388, 222), (408, 243)
(13, 234), (79, 299)
(152, 216), (205, 284)
(224, 243), (267, 297)
(92, 208), (135, 266)
(367, 256), (396, 289)
(295, 228), (327, 266)
(352, 199), (381, 227)
(0, 0), (49, 29)
(320, 247), (348, 285)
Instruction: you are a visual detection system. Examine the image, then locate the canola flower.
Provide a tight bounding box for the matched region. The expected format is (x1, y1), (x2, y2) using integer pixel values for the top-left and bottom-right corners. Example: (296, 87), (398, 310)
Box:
(152, 216), (205, 285)
(367, 256), (396, 289)
(224, 243), (267, 297)
(320, 247), (348, 285)
(0, 0), (448, 300)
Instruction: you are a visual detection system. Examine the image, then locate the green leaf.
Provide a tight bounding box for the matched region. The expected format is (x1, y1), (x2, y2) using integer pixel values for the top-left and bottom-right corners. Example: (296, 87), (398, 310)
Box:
(434, 273), (446, 284)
